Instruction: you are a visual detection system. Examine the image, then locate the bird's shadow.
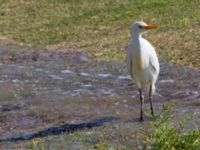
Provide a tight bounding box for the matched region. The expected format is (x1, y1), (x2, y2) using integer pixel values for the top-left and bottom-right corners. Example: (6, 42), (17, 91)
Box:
(0, 117), (118, 143)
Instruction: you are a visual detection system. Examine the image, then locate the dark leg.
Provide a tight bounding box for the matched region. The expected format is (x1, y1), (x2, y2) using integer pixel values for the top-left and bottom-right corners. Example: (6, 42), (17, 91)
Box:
(149, 84), (154, 116)
(139, 88), (144, 121)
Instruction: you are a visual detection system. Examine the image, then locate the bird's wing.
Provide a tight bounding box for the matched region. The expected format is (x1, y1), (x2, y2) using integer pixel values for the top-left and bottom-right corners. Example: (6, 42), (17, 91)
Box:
(141, 38), (159, 75)
(149, 52), (159, 75)
(126, 45), (133, 77)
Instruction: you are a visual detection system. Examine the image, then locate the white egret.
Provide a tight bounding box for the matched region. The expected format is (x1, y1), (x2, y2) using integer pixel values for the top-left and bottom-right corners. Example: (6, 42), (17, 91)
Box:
(126, 21), (160, 121)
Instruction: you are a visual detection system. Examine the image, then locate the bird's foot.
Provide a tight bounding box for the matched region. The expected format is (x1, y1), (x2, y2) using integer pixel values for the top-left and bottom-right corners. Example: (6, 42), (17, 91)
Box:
(139, 116), (144, 122)
(151, 109), (154, 117)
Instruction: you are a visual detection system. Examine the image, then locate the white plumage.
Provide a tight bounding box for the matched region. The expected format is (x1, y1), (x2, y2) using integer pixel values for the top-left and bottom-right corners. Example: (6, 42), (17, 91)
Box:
(126, 21), (159, 121)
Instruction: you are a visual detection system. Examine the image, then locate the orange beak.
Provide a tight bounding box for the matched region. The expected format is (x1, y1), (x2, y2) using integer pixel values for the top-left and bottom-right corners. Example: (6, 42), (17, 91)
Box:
(143, 25), (159, 30)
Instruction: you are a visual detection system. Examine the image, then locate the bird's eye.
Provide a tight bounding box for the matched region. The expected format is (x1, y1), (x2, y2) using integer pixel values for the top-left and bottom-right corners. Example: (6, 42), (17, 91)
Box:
(139, 25), (143, 29)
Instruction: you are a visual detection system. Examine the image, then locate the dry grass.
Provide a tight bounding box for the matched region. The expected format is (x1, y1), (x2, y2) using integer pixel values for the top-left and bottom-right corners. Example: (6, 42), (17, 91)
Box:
(0, 0), (199, 68)
(150, 27), (200, 68)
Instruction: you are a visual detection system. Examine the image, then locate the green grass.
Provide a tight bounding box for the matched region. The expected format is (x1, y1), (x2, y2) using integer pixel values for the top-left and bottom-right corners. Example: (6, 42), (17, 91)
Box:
(150, 124), (200, 150)
(0, 0), (200, 67)
(147, 103), (200, 150)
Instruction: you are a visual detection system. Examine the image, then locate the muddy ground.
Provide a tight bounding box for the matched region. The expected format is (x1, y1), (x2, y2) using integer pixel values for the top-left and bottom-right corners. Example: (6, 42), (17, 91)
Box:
(0, 47), (199, 149)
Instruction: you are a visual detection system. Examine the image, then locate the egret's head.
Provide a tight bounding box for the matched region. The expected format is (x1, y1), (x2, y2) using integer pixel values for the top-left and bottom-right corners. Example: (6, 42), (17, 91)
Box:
(131, 21), (159, 36)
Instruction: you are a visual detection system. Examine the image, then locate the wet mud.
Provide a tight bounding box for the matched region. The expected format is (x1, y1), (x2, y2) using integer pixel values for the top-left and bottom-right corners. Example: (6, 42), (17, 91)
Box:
(0, 48), (199, 148)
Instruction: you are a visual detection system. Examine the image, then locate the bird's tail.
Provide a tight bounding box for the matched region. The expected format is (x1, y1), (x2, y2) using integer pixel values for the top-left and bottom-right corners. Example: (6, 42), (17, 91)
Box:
(144, 84), (156, 95)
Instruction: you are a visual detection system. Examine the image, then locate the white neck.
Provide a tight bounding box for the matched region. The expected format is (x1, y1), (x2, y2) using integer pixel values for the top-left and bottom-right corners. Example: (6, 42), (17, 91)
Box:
(133, 31), (143, 38)
(131, 33), (143, 58)
(132, 33), (142, 44)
